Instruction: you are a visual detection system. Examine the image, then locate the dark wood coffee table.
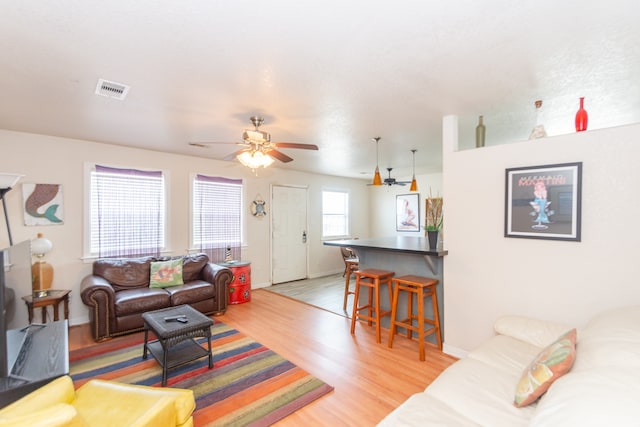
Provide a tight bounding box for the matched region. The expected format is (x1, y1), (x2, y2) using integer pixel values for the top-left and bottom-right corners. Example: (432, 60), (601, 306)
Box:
(142, 305), (214, 386)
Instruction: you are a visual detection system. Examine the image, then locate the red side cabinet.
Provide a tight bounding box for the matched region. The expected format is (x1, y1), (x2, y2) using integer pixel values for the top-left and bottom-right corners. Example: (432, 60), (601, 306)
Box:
(220, 261), (251, 304)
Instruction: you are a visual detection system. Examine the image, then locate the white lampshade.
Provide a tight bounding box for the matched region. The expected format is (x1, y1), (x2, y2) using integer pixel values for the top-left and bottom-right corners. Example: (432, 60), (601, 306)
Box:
(31, 233), (53, 257)
(0, 173), (23, 189)
(237, 150), (275, 169)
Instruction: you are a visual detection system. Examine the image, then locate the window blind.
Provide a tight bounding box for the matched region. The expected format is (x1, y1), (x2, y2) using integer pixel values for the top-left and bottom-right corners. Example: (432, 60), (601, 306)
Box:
(91, 165), (165, 258)
(193, 174), (242, 262)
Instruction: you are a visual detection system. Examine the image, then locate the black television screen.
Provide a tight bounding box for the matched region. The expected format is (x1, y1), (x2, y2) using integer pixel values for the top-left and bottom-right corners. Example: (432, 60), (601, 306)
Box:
(0, 240), (32, 379)
(0, 240), (68, 405)
(0, 253), (6, 378)
(3, 240), (32, 330)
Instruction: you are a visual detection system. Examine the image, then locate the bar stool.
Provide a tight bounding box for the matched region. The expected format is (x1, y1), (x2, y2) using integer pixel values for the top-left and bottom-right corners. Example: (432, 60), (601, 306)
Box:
(350, 269), (394, 343)
(343, 258), (359, 312)
(388, 275), (441, 361)
(340, 247), (358, 277)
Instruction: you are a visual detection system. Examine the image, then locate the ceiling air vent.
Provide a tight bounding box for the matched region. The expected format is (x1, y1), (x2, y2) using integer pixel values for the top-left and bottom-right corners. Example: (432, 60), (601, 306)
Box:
(95, 78), (130, 100)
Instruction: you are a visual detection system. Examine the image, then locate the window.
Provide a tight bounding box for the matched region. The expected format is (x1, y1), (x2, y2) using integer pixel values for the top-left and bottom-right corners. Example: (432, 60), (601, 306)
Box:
(89, 164), (165, 258)
(322, 190), (349, 238)
(192, 174), (243, 262)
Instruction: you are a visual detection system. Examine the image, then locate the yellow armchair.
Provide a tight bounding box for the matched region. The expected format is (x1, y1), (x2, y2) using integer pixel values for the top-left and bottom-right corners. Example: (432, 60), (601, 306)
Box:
(0, 375), (195, 427)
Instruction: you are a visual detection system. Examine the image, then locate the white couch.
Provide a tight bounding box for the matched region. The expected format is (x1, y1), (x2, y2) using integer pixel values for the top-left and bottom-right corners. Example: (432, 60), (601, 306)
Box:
(378, 305), (640, 426)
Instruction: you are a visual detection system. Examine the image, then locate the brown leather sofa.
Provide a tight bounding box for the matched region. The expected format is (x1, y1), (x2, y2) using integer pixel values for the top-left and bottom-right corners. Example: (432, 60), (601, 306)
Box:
(80, 253), (232, 341)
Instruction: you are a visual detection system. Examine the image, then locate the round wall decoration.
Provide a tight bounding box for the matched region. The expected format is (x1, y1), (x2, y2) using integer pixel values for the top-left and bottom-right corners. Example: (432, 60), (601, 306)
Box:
(251, 195), (267, 217)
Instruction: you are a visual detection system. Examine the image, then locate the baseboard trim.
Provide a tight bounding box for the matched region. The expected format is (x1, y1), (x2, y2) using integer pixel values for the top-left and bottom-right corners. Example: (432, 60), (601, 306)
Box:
(442, 343), (468, 359)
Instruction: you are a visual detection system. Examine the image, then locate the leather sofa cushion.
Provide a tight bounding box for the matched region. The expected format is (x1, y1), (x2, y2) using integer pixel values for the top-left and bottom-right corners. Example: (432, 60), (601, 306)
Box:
(180, 253), (208, 283)
(94, 257), (155, 291)
(167, 280), (215, 306)
(114, 288), (170, 316)
(92, 254), (210, 291)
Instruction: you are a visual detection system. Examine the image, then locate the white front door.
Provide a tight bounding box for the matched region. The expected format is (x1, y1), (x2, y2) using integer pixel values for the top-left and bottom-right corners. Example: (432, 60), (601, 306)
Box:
(271, 185), (308, 284)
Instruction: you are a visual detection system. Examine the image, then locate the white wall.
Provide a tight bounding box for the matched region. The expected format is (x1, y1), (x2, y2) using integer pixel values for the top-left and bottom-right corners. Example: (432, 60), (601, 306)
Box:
(369, 174), (443, 238)
(442, 116), (640, 354)
(0, 129), (369, 327)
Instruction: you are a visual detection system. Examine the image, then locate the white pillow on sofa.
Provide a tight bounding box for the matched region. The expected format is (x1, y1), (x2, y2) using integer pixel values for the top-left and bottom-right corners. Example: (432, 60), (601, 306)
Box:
(494, 315), (573, 348)
(531, 368), (640, 427)
(572, 305), (640, 371)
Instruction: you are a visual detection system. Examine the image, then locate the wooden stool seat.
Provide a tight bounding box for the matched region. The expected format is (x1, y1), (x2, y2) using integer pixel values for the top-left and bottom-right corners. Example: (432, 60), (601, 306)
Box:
(388, 275), (442, 361)
(343, 259), (359, 312)
(350, 269), (394, 343)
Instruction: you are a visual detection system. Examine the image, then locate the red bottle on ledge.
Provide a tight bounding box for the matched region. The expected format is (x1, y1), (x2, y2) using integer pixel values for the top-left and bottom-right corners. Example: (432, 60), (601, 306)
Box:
(575, 97), (588, 132)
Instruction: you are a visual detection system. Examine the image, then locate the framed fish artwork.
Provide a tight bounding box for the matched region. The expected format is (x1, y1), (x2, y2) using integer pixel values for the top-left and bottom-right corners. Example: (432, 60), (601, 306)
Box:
(22, 183), (64, 225)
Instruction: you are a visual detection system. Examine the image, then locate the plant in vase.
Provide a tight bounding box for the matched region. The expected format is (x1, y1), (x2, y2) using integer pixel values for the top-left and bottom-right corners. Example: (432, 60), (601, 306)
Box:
(425, 189), (443, 250)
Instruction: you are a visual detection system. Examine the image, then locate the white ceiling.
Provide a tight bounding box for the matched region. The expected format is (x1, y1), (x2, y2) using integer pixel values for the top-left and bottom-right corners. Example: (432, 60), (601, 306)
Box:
(1, 1), (639, 180)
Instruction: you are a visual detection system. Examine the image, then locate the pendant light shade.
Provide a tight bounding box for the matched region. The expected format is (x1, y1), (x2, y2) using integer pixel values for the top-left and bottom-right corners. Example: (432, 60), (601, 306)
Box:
(372, 137), (382, 186)
(409, 149), (418, 192)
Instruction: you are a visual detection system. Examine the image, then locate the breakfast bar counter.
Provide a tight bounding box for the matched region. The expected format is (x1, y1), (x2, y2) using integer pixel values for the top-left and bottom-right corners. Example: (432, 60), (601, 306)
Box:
(324, 236), (447, 344)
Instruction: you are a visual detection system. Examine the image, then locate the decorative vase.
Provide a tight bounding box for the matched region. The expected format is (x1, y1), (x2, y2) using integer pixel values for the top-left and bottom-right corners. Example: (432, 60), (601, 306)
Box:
(427, 230), (439, 250)
(575, 97), (588, 132)
(475, 115), (486, 148)
(529, 100), (547, 140)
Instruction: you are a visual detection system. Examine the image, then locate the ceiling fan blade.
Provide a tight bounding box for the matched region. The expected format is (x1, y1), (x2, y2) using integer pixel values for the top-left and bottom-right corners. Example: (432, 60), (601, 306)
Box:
(266, 149), (294, 163)
(223, 149), (250, 161)
(273, 142), (319, 150)
(189, 141), (243, 147)
(188, 142), (213, 148)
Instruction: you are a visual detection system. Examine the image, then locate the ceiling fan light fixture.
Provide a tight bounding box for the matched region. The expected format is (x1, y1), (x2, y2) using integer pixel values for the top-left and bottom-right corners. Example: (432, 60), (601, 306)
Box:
(409, 149), (418, 192)
(243, 129), (270, 143)
(237, 149), (274, 170)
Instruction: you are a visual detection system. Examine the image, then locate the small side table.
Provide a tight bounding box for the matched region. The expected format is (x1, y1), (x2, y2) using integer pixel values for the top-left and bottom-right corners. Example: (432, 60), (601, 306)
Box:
(217, 261), (251, 304)
(22, 289), (71, 324)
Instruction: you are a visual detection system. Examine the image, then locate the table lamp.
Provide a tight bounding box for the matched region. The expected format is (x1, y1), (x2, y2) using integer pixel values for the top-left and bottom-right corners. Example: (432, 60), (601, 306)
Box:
(31, 233), (53, 297)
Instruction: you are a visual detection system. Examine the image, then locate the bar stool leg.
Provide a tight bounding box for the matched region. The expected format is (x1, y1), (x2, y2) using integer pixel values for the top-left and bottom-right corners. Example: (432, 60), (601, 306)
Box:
(388, 282), (400, 348)
(367, 283), (374, 326)
(374, 278), (382, 343)
(343, 271), (352, 311)
(431, 289), (443, 350)
(417, 286), (426, 361)
(406, 286), (414, 339)
(350, 275), (362, 335)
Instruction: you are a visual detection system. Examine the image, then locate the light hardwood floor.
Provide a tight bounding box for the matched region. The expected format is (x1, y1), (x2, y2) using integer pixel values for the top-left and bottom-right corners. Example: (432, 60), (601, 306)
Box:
(69, 290), (457, 426)
(264, 273), (354, 317)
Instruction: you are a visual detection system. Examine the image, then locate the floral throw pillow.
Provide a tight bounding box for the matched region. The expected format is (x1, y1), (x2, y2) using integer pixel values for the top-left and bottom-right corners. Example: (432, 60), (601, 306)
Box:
(514, 328), (577, 407)
(149, 258), (184, 288)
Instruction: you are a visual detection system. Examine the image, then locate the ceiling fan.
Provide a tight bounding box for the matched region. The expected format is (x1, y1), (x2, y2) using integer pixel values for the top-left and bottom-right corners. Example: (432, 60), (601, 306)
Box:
(368, 167), (411, 186)
(189, 116), (318, 169)
(382, 168), (412, 186)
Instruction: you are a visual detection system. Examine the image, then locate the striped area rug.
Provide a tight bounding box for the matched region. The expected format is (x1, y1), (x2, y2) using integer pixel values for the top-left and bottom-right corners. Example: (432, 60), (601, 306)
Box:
(69, 321), (333, 426)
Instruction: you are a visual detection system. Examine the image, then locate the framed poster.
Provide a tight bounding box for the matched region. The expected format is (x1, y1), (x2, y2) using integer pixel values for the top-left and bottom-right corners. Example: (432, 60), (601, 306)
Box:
(505, 162), (582, 241)
(396, 193), (420, 232)
(22, 183), (64, 225)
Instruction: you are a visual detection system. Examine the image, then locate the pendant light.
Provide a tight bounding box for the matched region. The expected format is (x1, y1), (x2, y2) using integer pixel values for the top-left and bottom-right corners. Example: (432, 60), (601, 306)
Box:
(372, 137), (382, 186)
(409, 149), (418, 192)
